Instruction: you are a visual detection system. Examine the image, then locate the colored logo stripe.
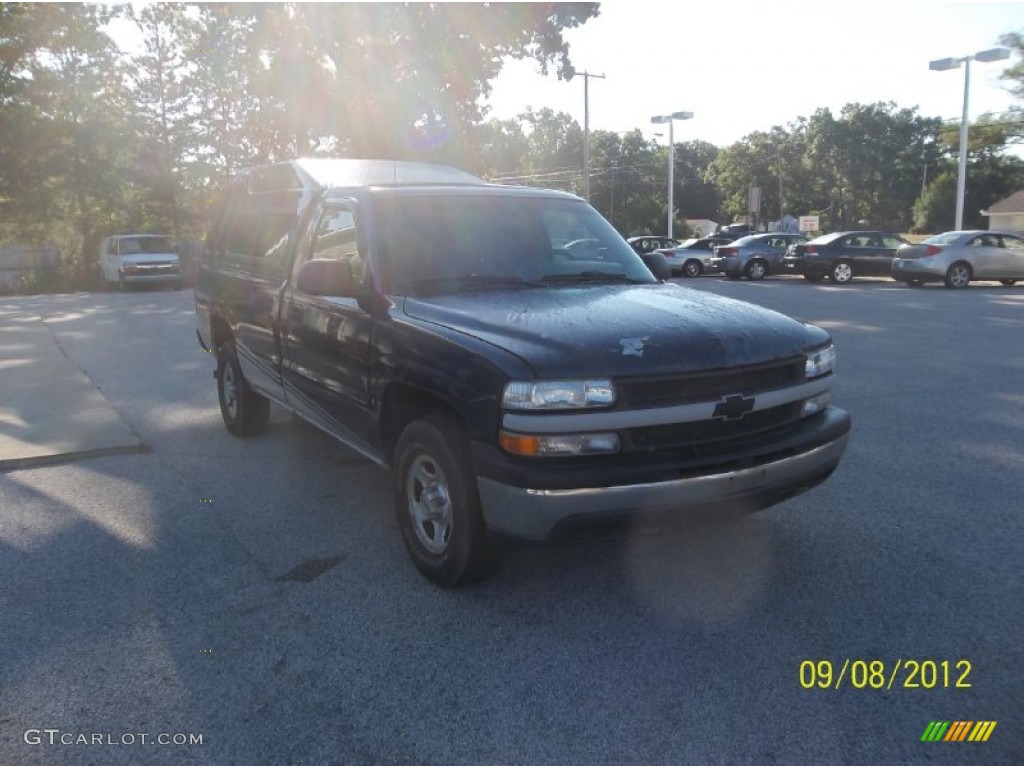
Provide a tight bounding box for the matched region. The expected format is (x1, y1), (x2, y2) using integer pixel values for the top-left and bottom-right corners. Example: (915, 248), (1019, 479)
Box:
(921, 721), (996, 742)
(969, 722), (997, 742)
(944, 721), (972, 741)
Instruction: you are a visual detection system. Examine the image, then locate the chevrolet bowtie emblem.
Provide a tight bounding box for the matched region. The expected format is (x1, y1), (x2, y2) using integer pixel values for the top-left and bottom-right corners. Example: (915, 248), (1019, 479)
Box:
(712, 394), (755, 421)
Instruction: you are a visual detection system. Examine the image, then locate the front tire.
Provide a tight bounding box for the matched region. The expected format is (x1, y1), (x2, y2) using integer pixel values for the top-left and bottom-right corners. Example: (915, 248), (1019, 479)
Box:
(803, 273), (825, 283)
(903, 279), (924, 287)
(216, 339), (270, 436)
(999, 279), (1017, 286)
(393, 415), (493, 587)
(944, 262), (972, 289)
(830, 261), (853, 284)
(683, 260), (703, 278)
(744, 260), (767, 281)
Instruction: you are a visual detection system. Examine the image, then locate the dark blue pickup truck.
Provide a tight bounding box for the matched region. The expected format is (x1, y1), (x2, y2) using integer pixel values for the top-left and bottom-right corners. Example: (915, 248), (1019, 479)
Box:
(196, 159), (850, 586)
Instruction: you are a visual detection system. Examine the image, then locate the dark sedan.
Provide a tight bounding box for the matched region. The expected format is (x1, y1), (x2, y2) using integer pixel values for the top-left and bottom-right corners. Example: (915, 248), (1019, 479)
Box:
(784, 230), (909, 283)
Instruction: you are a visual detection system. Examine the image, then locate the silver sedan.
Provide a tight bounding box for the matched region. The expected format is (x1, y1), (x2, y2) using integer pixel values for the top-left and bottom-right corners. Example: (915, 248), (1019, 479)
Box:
(892, 230), (1024, 288)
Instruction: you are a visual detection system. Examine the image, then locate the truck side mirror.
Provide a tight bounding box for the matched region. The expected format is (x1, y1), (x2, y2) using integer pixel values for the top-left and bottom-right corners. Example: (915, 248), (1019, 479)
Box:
(641, 251), (671, 281)
(297, 258), (357, 297)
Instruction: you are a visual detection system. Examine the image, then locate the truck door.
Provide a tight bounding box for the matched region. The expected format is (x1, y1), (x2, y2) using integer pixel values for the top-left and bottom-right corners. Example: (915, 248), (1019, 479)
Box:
(210, 191), (296, 403)
(280, 200), (375, 451)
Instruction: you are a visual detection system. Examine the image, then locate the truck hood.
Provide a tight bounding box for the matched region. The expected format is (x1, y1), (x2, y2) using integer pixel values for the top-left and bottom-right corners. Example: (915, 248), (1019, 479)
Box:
(403, 283), (827, 378)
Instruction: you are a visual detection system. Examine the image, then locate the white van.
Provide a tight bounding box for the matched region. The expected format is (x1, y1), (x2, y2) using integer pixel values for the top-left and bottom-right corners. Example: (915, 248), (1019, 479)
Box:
(98, 234), (182, 290)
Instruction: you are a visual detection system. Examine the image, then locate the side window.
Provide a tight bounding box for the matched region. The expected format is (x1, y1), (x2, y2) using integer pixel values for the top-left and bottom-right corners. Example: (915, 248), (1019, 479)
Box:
(311, 205), (363, 281)
(1004, 235), (1024, 251)
(223, 206), (292, 261)
(969, 235), (999, 248)
(881, 236), (904, 249)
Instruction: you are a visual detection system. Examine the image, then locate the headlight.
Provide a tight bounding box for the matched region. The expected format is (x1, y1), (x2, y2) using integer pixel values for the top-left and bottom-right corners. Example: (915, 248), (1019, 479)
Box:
(499, 430), (620, 457)
(502, 379), (615, 410)
(805, 344), (836, 379)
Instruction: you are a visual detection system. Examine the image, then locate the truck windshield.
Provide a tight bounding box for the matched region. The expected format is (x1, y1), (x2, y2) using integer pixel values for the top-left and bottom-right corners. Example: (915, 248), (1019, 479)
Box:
(375, 194), (656, 296)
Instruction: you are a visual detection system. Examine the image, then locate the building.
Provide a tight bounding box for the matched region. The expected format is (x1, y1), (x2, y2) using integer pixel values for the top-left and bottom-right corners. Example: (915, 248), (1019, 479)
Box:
(981, 190), (1024, 233)
(685, 219), (718, 237)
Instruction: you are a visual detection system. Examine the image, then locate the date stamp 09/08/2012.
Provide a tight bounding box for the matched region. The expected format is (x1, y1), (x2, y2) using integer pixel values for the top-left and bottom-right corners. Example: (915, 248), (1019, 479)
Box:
(799, 659), (972, 691)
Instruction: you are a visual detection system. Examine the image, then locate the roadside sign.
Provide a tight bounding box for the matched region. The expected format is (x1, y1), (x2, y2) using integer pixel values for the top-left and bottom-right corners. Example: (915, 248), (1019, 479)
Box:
(799, 215), (819, 232)
(747, 186), (761, 214)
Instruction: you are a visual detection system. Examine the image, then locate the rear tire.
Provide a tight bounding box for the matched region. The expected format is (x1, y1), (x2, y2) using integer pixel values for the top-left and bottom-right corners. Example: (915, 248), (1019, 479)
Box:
(216, 340), (270, 436)
(803, 273), (825, 283)
(683, 260), (703, 278)
(944, 262), (971, 289)
(904, 279), (924, 287)
(999, 279), (1017, 286)
(393, 414), (494, 587)
(744, 260), (767, 281)
(831, 261), (853, 284)
(725, 273), (742, 281)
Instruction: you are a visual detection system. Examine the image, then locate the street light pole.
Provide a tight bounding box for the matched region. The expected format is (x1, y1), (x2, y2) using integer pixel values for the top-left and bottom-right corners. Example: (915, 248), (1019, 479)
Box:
(929, 47), (1010, 230)
(650, 111), (694, 240)
(578, 71), (605, 201)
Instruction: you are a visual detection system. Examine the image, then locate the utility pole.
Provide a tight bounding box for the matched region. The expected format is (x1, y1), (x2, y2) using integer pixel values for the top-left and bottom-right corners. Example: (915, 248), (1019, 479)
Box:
(578, 71), (605, 201)
(777, 146), (784, 228)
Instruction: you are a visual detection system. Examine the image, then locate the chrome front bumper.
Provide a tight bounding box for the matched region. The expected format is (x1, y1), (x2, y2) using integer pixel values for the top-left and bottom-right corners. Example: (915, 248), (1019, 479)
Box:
(477, 423), (849, 540)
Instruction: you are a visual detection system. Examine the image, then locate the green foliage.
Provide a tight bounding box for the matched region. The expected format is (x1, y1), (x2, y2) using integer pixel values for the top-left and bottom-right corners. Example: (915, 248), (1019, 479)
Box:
(999, 30), (1024, 101)
(708, 103), (943, 231)
(589, 129), (665, 234)
(0, 2), (599, 293)
(0, 2), (134, 275)
(2, 8), (1021, 295)
(913, 156), (1024, 232)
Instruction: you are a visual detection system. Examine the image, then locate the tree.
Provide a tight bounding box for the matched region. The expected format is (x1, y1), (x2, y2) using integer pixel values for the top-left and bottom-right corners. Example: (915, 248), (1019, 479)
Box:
(271, 3), (599, 165)
(586, 129), (664, 234)
(913, 155), (1024, 232)
(471, 118), (531, 178)
(0, 3), (134, 280)
(127, 3), (196, 235)
(999, 29), (1024, 100)
(673, 140), (720, 221)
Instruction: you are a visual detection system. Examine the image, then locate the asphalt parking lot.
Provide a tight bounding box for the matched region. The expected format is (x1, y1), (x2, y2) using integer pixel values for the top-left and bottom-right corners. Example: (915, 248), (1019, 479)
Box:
(0, 277), (1021, 764)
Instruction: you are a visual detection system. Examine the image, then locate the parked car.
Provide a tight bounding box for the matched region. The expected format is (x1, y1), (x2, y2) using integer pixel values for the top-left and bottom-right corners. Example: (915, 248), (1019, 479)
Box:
(98, 234), (182, 290)
(196, 158), (850, 586)
(656, 236), (734, 277)
(627, 235), (678, 255)
(784, 231), (910, 283)
(563, 238), (605, 260)
(717, 223), (755, 239)
(713, 233), (808, 280)
(892, 230), (1024, 288)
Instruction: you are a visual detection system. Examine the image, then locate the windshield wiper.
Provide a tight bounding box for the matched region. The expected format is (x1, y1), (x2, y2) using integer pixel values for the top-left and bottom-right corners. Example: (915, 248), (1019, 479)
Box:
(411, 274), (545, 294)
(540, 272), (648, 284)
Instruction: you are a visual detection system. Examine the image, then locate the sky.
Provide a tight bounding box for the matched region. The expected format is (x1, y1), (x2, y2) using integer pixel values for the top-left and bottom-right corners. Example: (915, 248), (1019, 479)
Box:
(480, 0), (1024, 149)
